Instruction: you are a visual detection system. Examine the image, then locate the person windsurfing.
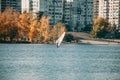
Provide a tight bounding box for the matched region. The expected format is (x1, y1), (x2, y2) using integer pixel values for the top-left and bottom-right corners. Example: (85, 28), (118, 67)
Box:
(56, 42), (59, 48)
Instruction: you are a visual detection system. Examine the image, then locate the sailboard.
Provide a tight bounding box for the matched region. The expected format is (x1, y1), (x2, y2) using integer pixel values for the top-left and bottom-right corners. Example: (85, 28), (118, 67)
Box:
(55, 32), (65, 48)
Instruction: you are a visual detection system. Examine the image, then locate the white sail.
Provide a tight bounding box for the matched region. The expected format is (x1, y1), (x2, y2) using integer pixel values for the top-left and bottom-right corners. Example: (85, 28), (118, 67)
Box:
(55, 32), (65, 47)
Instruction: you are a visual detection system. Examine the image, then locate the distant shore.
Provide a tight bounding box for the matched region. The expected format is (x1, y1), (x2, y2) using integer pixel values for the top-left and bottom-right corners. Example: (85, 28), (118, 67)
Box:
(78, 39), (120, 45)
(0, 39), (120, 45)
(0, 41), (31, 44)
(1, 32), (120, 45)
(68, 32), (120, 45)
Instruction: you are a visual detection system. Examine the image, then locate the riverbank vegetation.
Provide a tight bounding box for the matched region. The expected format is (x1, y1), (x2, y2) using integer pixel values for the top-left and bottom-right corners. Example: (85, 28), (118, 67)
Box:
(0, 8), (66, 43)
(91, 17), (120, 39)
(0, 8), (120, 44)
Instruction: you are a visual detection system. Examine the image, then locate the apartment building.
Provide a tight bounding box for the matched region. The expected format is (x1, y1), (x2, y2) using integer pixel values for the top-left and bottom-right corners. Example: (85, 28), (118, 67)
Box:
(99, 0), (120, 29)
(22, 0), (40, 13)
(63, 0), (72, 25)
(70, 0), (93, 31)
(46, 0), (93, 31)
(94, 0), (99, 19)
(46, 0), (94, 31)
(70, 0), (78, 31)
(0, 0), (21, 12)
(0, 0), (94, 31)
(21, 0), (94, 31)
(47, 0), (64, 25)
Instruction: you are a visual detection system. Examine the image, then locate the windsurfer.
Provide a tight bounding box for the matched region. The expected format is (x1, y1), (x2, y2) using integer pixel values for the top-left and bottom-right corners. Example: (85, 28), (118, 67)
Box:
(55, 32), (65, 48)
(56, 42), (59, 48)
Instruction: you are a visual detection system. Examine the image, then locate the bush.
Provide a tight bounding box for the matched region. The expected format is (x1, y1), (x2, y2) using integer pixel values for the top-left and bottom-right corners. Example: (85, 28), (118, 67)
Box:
(64, 34), (74, 42)
(91, 17), (110, 38)
(115, 32), (120, 39)
(82, 25), (92, 32)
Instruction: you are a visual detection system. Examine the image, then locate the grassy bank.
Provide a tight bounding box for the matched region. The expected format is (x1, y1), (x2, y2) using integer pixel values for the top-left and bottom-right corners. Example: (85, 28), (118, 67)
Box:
(67, 32), (120, 45)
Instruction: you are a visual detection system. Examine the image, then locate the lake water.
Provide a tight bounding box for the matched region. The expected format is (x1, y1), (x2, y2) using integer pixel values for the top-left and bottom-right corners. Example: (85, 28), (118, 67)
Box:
(0, 44), (120, 80)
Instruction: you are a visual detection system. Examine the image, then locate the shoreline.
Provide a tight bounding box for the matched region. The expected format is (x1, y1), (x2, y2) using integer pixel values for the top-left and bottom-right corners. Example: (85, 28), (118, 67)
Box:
(0, 40), (120, 45)
(78, 39), (120, 45)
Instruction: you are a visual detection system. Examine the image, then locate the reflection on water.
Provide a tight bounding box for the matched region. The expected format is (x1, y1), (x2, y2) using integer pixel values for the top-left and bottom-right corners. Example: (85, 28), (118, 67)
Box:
(0, 44), (120, 80)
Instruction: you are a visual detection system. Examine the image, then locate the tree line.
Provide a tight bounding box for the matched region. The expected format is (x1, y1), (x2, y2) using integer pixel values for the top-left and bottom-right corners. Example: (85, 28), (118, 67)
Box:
(0, 8), (66, 43)
(91, 17), (120, 39)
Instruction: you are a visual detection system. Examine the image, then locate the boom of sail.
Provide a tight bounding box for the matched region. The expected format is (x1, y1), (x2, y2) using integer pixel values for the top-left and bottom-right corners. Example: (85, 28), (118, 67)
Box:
(55, 32), (65, 48)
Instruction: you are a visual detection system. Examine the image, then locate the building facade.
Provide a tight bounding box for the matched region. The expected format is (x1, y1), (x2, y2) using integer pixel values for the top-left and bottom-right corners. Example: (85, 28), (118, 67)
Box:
(46, 0), (64, 25)
(46, 0), (73, 26)
(98, 0), (120, 29)
(46, 0), (93, 31)
(22, 0), (40, 13)
(94, 0), (99, 19)
(0, 0), (94, 31)
(0, 0), (21, 12)
(70, 0), (93, 31)
(63, 0), (71, 25)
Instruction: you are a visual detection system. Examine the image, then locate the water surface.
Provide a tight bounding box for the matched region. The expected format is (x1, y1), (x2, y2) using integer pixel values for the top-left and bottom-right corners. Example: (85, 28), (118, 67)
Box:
(0, 44), (120, 80)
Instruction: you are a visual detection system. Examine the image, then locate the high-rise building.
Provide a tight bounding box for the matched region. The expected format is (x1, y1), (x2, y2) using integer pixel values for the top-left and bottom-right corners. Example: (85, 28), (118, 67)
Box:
(0, 0), (93, 31)
(22, 0), (40, 13)
(99, 0), (120, 29)
(63, 0), (71, 25)
(46, 0), (94, 31)
(45, 0), (73, 25)
(63, 0), (73, 24)
(21, 0), (46, 18)
(70, 0), (78, 31)
(0, 0), (21, 12)
(94, 0), (99, 19)
(47, 0), (64, 25)
(70, 0), (93, 31)
(46, 0), (73, 26)
(40, 0), (47, 13)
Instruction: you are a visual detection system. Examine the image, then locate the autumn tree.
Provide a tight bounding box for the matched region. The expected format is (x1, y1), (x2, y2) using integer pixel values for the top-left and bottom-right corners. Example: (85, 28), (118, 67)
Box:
(0, 14), (4, 40)
(0, 7), (20, 41)
(91, 17), (110, 38)
(29, 19), (40, 42)
(38, 16), (50, 42)
(0, 7), (66, 43)
(18, 12), (35, 41)
(50, 22), (66, 42)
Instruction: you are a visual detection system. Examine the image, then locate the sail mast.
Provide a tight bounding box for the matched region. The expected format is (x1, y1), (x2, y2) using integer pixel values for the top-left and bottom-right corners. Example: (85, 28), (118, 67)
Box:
(55, 32), (65, 48)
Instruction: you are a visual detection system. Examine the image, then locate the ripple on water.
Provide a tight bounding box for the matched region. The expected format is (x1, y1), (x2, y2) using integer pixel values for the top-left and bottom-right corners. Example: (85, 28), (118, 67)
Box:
(0, 44), (120, 80)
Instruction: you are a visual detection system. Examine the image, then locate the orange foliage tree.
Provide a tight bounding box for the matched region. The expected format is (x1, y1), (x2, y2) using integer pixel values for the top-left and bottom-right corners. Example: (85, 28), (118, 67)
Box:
(50, 22), (66, 42)
(0, 7), (19, 41)
(39, 16), (50, 42)
(0, 7), (66, 43)
(17, 12), (34, 41)
(91, 17), (110, 38)
(29, 19), (40, 42)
